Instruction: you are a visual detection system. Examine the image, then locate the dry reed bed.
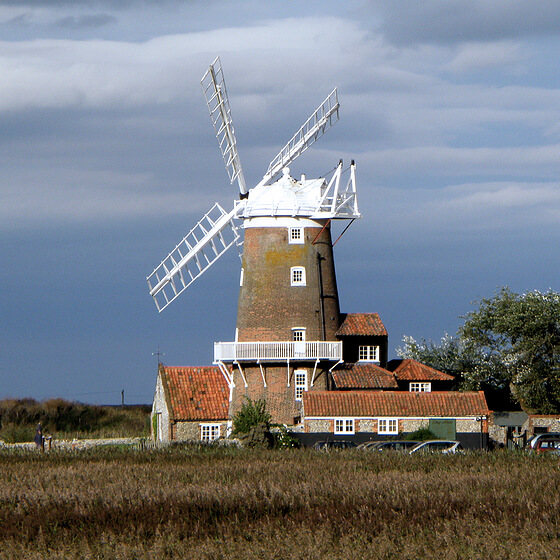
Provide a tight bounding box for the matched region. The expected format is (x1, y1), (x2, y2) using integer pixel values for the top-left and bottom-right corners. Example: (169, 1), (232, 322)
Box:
(1, 447), (560, 559)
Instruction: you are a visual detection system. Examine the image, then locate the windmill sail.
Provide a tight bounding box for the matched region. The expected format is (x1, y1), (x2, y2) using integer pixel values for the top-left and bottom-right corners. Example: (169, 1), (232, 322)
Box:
(201, 57), (247, 195)
(147, 202), (244, 312)
(259, 88), (339, 187)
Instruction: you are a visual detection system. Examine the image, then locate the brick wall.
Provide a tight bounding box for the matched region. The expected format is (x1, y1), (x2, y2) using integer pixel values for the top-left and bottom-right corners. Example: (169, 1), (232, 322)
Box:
(230, 364), (329, 426)
(232, 218), (342, 425)
(236, 221), (340, 342)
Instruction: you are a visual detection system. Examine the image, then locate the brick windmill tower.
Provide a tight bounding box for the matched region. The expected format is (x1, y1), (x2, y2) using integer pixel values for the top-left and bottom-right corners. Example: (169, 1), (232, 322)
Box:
(147, 58), (359, 425)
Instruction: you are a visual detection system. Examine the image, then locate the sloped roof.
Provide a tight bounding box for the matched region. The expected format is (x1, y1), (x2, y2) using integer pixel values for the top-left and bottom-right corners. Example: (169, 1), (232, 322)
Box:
(390, 359), (454, 382)
(161, 366), (229, 421)
(303, 390), (489, 418)
(336, 313), (387, 337)
(332, 363), (398, 390)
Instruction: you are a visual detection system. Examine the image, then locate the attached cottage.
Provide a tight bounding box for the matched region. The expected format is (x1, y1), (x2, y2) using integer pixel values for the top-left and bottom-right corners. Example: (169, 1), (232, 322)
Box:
(151, 365), (229, 442)
(301, 390), (490, 449)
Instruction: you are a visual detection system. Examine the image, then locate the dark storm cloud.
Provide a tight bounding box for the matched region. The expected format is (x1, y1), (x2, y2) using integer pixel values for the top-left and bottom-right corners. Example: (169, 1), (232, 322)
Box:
(3, 1), (560, 404)
(377, 0), (560, 45)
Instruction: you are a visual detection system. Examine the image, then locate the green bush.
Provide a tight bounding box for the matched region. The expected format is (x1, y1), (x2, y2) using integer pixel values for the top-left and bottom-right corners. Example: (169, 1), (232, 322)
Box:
(231, 398), (271, 436)
(1, 422), (35, 443)
(272, 425), (300, 448)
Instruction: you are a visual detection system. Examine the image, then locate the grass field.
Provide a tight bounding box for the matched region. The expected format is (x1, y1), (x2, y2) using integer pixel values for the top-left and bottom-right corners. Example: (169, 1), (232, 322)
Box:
(1, 446), (560, 559)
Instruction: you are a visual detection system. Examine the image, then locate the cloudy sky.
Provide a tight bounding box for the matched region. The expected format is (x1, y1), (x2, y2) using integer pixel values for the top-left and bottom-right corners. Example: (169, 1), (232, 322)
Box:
(2, 0), (560, 404)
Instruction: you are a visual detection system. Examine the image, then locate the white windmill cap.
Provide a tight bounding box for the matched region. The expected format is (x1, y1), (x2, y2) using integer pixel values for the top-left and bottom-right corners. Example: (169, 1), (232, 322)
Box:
(242, 169), (325, 218)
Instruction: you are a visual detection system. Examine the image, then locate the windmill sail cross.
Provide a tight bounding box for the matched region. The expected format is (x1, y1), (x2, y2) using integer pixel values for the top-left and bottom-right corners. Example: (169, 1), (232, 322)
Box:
(147, 202), (244, 312)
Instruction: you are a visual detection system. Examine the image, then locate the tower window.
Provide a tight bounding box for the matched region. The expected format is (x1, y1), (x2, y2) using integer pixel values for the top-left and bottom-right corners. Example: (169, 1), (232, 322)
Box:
(358, 345), (379, 362)
(289, 227), (304, 244)
(291, 267), (306, 286)
(294, 369), (307, 401)
(292, 328), (306, 342)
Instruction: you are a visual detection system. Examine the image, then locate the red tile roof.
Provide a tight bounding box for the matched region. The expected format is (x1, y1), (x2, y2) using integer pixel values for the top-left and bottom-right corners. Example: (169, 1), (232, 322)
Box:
(303, 391), (489, 418)
(336, 313), (387, 337)
(161, 366), (229, 421)
(332, 363), (398, 390)
(391, 359), (454, 382)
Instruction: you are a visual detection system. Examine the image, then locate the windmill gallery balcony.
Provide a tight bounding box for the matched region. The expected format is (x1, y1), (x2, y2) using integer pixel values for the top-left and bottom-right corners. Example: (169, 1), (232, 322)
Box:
(214, 341), (342, 363)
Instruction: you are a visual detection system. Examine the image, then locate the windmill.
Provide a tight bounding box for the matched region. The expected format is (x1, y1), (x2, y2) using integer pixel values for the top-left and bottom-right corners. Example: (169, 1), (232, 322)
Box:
(147, 57), (360, 424)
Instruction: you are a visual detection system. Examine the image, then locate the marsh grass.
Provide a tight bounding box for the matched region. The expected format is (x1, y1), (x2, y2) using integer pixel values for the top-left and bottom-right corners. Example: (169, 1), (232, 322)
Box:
(1, 447), (559, 559)
(0, 399), (150, 442)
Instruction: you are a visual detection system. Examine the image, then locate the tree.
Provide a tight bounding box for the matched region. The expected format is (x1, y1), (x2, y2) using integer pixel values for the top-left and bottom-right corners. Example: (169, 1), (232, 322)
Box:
(397, 333), (478, 381)
(399, 288), (560, 413)
(231, 398), (271, 437)
(460, 288), (560, 413)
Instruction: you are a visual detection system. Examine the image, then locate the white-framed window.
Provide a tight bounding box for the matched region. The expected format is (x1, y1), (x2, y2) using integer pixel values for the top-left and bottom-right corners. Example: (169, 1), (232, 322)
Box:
(378, 418), (398, 435)
(335, 418), (355, 434)
(291, 266), (306, 286)
(358, 345), (380, 362)
(292, 328), (306, 342)
(289, 227), (304, 244)
(294, 369), (308, 401)
(200, 424), (221, 441)
(410, 382), (431, 393)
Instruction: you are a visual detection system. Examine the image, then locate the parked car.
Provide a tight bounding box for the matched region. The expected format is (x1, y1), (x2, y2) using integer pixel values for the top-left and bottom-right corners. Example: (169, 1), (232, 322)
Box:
(356, 441), (383, 450)
(409, 440), (463, 454)
(358, 440), (419, 452)
(526, 433), (560, 454)
(313, 440), (357, 450)
(375, 440), (419, 451)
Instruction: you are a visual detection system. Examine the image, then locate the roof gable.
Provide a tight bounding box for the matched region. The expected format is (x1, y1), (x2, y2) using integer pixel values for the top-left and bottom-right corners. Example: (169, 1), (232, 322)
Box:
(161, 366), (229, 421)
(390, 359), (454, 382)
(332, 363), (397, 390)
(336, 313), (387, 337)
(303, 390), (489, 418)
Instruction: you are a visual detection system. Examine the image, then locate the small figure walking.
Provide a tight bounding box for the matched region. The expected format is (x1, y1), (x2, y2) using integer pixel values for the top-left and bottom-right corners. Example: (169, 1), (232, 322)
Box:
(34, 423), (44, 452)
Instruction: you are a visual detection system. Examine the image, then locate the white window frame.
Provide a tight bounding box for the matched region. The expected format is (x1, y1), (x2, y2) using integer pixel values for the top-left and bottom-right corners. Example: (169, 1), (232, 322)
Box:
(289, 227), (304, 244)
(200, 423), (221, 442)
(291, 266), (306, 286)
(294, 369), (308, 401)
(292, 328), (306, 342)
(410, 382), (431, 393)
(378, 418), (398, 435)
(334, 418), (355, 434)
(358, 345), (380, 362)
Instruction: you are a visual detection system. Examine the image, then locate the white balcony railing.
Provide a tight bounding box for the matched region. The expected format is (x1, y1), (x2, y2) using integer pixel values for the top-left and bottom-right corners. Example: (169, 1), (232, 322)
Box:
(214, 341), (342, 363)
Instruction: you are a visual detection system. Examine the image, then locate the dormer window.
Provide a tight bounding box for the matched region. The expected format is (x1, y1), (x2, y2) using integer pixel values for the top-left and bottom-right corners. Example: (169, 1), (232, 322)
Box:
(289, 227), (304, 244)
(410, 382), (431, 393)
(358, 345), (379, 362)
(291, 267), (306, 286)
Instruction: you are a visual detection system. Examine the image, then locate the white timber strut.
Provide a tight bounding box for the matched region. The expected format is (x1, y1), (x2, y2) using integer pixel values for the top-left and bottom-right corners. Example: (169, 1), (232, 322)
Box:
(147, 202), (243, 311)
(200, 57), (247, 195)
(257, 88), (339, 188)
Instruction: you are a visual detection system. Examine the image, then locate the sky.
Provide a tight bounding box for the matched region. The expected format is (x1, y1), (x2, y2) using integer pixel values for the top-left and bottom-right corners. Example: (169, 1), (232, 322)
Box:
(2, 0), (560, 405)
